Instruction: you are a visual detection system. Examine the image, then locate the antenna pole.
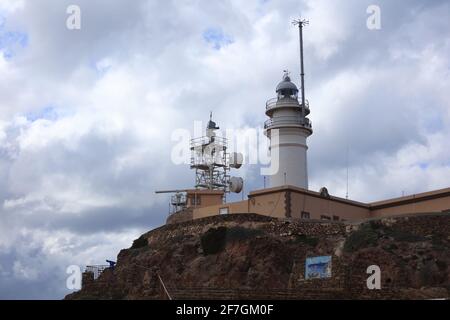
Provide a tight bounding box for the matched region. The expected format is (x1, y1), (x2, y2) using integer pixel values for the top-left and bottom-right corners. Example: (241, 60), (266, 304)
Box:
(299, 22), (305, 109)
(292, 19), (309, 117)
(346, 146), (349, 199)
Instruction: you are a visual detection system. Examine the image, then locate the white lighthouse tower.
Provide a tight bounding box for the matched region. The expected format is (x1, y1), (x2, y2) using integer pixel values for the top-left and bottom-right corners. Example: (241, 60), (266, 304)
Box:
(264, 19), (312, 189)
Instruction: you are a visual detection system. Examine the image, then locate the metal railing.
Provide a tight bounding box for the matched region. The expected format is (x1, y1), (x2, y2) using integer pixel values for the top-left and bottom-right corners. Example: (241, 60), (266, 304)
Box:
(266, 97), (310, 112)
(190, 136), (227, 149)
(85, 265), (110, 280)
(264, 116), (312, 130)
(170, 193), (187, 206)
(158, 274), (172, 300)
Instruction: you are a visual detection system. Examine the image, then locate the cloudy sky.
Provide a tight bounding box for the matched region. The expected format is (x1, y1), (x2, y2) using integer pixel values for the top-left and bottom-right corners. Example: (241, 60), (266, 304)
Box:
(0, 0), (449, 299)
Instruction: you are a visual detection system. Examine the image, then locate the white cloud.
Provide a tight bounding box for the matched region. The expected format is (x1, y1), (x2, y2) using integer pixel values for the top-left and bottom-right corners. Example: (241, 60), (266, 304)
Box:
(13, 260), (38, 281)
(0, 0), (24, 14)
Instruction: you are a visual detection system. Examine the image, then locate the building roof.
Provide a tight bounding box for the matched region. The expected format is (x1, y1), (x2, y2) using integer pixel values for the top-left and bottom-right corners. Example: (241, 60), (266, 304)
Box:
(369, 187), (450, 209)
(249, 185), (369, 208)
(249, 185), (450, 210)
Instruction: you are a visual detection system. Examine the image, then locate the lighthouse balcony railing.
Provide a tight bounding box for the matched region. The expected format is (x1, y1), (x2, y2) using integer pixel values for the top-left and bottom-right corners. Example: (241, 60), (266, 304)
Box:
(266, 97), (309, 112)
(264, 116), (312, 130)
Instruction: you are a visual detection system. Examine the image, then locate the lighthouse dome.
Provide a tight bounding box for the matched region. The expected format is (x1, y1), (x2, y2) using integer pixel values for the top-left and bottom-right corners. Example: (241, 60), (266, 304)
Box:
(276, 73), (298, 95)
(275, 72), (299, 100)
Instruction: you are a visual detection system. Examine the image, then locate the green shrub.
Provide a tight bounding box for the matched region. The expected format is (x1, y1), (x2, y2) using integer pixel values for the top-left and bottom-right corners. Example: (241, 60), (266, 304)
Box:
(344, 224), (379, 253)
(385, 229), (425, 242)
(225, 227), (264, 242)
(200, 227), (227, 255)
(369, 220), (383, 230)
(200, 226), (264, 255)
(431, 233), (447, 250)
(131, 236), (148, 249)
(435, 260), (448, 271)
(293, 234), (319, 247)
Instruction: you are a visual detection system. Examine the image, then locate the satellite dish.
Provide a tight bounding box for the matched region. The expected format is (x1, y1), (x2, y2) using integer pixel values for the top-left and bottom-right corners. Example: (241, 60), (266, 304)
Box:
(229, 152), (243, 169)
(229, 176), (244, 193)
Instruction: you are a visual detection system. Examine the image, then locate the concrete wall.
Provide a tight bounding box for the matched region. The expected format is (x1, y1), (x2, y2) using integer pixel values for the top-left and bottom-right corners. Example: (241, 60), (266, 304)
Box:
(246, 186), (370, 221)
(228, 200), (249, 213)
(193, 204), (224, 219)
(186, 193), (223, 209)
(193, 200), (249, 220)
(290, 192), (370, 221)
(193, 190), (287, 220)
(248, 190), (286, 218)
(370, 194), (450, 217)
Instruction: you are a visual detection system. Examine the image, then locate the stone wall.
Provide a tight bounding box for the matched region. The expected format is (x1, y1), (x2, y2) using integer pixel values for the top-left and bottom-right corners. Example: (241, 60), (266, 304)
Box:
(165, 208), (193, 225)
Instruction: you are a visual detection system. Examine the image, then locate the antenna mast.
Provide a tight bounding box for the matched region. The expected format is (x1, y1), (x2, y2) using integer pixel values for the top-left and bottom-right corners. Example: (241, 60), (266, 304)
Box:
(346, 146), (349, 199)
(292, 18), (309, 117)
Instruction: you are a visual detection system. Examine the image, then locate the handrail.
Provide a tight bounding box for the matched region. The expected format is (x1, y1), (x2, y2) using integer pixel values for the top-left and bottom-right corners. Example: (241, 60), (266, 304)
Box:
(265, 97), (278, 109)
(190, 136), (227, 148)
(170, 194), (187, 205)
(85, 265), (110, 280)
(85, 265), (110, 273)
(157, 273), (172, 300)
(266, 97), (309, 111)
(264, 116), (312, 129)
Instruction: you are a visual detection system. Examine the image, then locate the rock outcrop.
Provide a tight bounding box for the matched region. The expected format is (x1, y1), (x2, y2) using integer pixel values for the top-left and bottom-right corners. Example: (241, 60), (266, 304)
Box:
(65, 213), (450, 300)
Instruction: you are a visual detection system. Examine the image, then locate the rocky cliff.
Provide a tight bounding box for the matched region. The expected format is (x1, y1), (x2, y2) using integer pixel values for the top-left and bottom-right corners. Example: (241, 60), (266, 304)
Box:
(65, 213), (450, 300)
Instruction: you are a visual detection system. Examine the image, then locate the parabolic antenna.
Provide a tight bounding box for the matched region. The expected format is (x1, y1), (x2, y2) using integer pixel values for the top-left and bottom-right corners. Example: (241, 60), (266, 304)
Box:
(229, 176), (244, 193)
(229, 152), (243, 169)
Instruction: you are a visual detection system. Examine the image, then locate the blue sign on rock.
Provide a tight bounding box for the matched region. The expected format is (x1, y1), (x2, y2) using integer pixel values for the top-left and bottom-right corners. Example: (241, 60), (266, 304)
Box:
(305, 256), (332, 280)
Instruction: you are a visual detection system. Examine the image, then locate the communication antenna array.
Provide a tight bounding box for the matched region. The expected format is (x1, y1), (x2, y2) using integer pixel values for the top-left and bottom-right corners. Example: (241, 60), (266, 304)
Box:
(190, 113), (244, 197)
(155, 114), (244, 215)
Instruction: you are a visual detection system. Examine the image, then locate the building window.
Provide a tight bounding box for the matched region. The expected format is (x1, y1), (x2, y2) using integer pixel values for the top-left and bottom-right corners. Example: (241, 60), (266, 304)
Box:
(333, 215), (339, 221)
(301, 211), (310, 219)
(219, 207), (229, 215)
(191, 196), (201, 206)
(320, 215), (331, 220)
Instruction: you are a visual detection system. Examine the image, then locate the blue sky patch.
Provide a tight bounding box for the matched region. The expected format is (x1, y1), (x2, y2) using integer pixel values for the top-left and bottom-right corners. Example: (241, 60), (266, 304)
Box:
(203, 27), (234, 50)
(418, 162), (429, 170)
(26, 106), (59, 122)
(0, 15), (28, 59)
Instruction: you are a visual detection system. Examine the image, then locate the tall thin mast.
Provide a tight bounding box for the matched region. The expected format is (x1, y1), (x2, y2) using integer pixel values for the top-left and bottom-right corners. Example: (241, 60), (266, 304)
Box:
(292, 19), (309, 116)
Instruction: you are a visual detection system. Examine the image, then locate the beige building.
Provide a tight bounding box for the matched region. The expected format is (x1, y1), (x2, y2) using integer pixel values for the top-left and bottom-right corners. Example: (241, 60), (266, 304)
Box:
(167, 185), (450, 224)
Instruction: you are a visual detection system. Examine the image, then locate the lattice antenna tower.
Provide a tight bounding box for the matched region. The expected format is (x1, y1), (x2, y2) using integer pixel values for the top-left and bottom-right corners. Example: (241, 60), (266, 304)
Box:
(190, 113), (243, 197)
